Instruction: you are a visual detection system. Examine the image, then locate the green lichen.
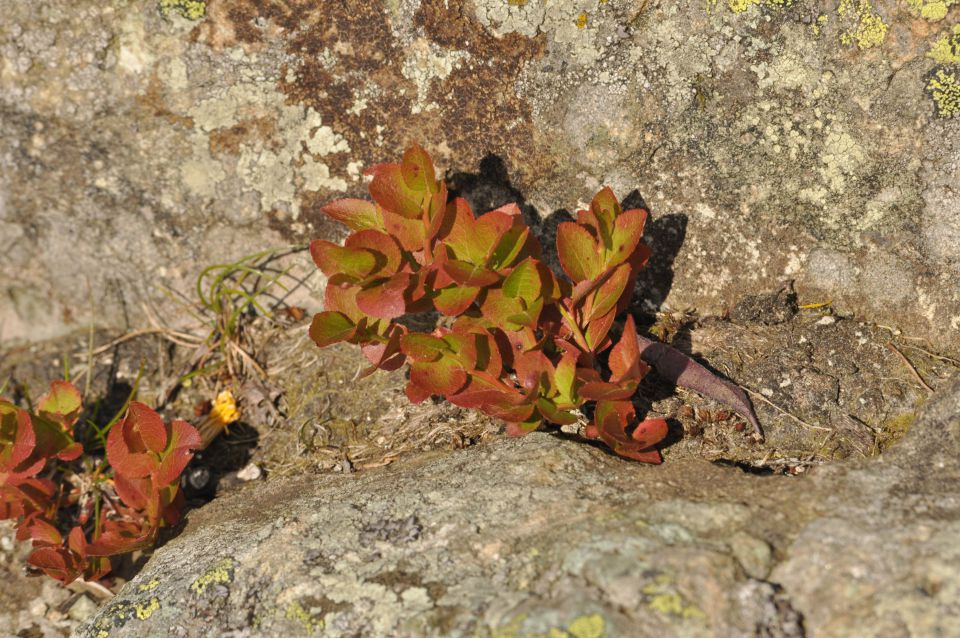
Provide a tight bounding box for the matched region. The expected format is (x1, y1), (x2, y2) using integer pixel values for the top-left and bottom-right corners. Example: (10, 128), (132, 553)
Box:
(159, 0), (206, 20)
(908, 0), (958, 22)
(190, 557), (235, 596)
(642, 575), (707, 621)
(928, 68), (960, 117)
(838, 0), (888, 49)
(134, 598), (161, 620)
(567, 614), (605, 638)
(928, 25), (960, 64)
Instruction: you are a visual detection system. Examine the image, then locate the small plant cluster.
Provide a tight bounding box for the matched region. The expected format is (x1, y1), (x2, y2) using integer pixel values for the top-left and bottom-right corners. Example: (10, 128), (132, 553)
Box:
(1, 381), (200, 583)
(309, 144), (675, 462)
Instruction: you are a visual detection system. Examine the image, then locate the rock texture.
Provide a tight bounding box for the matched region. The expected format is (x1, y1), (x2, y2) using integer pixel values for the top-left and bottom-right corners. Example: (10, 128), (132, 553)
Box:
(2, 0), (959, 349)
(76, 380), (960, 637)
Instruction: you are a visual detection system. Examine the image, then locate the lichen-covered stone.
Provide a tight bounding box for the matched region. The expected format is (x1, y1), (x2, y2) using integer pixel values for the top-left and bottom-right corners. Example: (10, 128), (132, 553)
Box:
(2, 0), (960, 349)
(76, 380), (960, 637)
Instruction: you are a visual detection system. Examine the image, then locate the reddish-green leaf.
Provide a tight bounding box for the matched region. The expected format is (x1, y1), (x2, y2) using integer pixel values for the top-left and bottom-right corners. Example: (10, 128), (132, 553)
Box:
(433, 285), (479, 316)
(608, 208), (648, 267)
(556, 222), (601, 283)
(310, 240), (378, 281)
(309, 311), (357, 347)
(382, 208), (427, 251)
(502, 258), (542, 301)
(321, 198), (385, 231)
(401, 333), (449, 362)
(587, 263), (632, 321)
(400, 143), (437, 192)
(37, 381), (82, 433)
(356, 273), (410, 320)
(368, 163), (426, 219)
(345, 230), (403, 276)
(443, 259), (500, 287)
(608, 314), (646, 382)
(409, 360), (468, 396)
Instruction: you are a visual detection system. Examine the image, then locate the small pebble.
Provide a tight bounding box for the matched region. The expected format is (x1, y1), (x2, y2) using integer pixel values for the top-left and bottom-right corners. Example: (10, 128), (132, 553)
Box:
(816, 316), (836, 326)
(236, 462), (262, 482)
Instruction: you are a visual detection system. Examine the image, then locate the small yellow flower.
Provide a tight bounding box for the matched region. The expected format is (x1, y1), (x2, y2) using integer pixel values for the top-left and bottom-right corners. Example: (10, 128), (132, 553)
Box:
(197, 390), (240, 448)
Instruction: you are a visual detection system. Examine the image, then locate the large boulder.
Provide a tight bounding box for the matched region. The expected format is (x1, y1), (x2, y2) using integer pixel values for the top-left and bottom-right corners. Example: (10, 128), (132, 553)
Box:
(77, 380), (960, 637)
(2, 0), (959, 350)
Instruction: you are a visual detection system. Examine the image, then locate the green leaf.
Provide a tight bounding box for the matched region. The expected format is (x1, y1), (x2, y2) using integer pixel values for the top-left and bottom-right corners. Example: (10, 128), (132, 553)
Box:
(537, 398), (578, 425)
(309, 311), (357, 347)
(556, 222), (601, 283)
(344, 230), (403, 276)
(320, 199), (385, 231)
(310, 240), (378, 281)
(589, 186), (620, 247)
(502, 258), (542, 301)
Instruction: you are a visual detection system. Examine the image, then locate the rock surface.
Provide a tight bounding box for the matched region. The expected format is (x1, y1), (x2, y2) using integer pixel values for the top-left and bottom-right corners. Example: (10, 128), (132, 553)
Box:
(2, 0), (960, 349)
(76, 380), (960, 637)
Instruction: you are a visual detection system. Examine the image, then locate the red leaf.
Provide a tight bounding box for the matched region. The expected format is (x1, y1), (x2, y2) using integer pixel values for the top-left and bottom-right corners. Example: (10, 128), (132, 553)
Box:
(355, 273), (411, 320)
(632, 418), (668, 449)
(608, 315), (647, 382)
(155, 420), (201, 486)
(405, 380), (433, 404)
(382, 207), (427, 251)
(587, 263), (632, 322)
(556, 222), (601, 283)
(124, 402), (168, 454)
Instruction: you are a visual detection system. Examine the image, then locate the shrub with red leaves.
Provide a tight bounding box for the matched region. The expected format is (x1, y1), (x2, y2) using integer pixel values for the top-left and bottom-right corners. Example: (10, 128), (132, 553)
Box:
(1, 381), (200, 583)
(308, 144), (684, 462)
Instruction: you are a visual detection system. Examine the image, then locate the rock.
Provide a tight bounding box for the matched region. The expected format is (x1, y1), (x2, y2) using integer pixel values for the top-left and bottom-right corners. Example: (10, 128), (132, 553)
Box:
(78, 381), (960, 637)
(2, 1), (960, 351)
(67, 596), (98, 623)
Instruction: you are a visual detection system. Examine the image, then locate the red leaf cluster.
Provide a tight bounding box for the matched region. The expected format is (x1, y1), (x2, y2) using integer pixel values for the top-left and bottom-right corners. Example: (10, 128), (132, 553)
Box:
(310, 144), (668, 463)
(1, 382), (200, 583)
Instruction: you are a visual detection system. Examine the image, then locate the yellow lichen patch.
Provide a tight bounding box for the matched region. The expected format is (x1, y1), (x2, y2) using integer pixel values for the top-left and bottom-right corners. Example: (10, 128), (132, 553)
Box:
(507, 0), (529, 5)
(567, 614), (605, 638)
(928, 25), (960, 65)
(135, 598), (161, 620)
(908, 0), (958, 22)
(811, 13), (829, 36)
(285, 601), (324, 633)
(576, 12), (588, 28)
(642, 575), (707, 621)
(158, 0), (206, 20)
(725, 0), (793, 13)
(928, 68), (960, 117)
(190, 557), (235, 596)
(137, 579), (161, 592)
(477, 613), (608, 638)
(838, 0), (888, 49)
